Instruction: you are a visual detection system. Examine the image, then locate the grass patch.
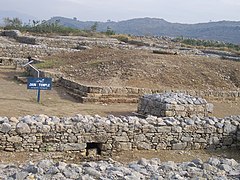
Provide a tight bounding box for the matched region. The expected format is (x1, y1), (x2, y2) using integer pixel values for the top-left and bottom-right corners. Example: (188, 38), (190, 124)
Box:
(175, 37), (240, 53)
(111, 34), (130, 43)
(18, 71), (30, 77)
(87, 61), (102, 67)
(86, 59), (111, 68)
(35, 60), (64, 69)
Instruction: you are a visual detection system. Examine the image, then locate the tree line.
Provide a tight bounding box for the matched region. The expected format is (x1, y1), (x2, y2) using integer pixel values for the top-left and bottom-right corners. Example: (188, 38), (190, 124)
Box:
(1, 17), (115, 36)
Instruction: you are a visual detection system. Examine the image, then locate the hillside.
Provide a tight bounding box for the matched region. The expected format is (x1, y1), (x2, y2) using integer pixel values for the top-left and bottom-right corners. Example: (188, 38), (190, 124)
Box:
(49, 17), (240, 44)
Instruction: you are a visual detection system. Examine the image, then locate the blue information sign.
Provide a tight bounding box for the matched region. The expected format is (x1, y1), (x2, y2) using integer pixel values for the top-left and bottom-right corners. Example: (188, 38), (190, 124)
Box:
(27, 77), (52, 103)
(27, 78), (52, 90)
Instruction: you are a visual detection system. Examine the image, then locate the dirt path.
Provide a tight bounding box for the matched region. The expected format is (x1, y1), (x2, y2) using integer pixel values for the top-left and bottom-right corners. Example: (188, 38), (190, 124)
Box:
(0, 67), (136, 117)
(0, 67), (240, 118)
(0, 148), (239, 165)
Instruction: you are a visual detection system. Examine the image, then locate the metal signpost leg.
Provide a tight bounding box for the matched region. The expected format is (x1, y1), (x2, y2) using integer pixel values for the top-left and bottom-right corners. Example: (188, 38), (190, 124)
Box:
(37, 70), (40, 103)
(37, 88), (41, 103)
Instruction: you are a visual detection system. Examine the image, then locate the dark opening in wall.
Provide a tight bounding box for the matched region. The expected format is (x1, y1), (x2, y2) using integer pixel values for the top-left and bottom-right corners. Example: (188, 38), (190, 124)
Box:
(0, 59), (2, 64)
(86, 142), (102, 156)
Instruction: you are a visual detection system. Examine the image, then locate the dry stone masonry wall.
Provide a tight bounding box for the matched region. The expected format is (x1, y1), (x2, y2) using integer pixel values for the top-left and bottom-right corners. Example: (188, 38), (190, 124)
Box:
(34, 36), (121, 49)
(0, 114), (239, 155)
(0, 43), (80, 58)
(0, 30), (126, 59)
(1, 30), (240, 61)
(59, 77), (240, 103)
(0, 57), (29, 66)
(137, 93), (214, 118)
(0, 30), (82, 58)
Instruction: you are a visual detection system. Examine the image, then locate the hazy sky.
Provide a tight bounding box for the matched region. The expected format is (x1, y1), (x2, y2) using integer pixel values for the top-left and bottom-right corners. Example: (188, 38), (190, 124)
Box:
(1, 0), (240, 23)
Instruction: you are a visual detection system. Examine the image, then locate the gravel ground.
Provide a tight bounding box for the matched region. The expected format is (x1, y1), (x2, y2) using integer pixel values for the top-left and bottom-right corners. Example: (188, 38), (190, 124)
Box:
(0, 157), (239, 179)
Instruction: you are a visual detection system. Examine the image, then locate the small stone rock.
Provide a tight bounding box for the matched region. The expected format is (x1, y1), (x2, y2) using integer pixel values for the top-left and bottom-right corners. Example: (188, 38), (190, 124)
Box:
(137, 158), (148, 166)
(9, 117), (18, 123)
(185, 118), (194, 125)
(11, 172), (28, 180)
(208, 157), (220, 166)
(218, 164), (232, 172)
(220, 159), (239, 167)
(16, 122), (31, 134)
(0, 123), (11, 133)
(84, 167), (101, 178)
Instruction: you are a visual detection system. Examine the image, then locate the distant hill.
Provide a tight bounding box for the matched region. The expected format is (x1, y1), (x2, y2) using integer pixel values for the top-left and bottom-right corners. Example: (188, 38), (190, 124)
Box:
(0, 10), (36, 25)
(49, 17), (240, 44)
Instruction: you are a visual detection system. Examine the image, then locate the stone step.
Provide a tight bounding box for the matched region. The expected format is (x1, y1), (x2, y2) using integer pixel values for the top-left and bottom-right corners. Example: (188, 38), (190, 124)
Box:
(63, 84), (140, 103)
(66, 90), (139, 103)
(87, 93), (140, 98)
(66, 91), (85, 103)
(63, 86), (88, 97)
(82, 96), (139, 103)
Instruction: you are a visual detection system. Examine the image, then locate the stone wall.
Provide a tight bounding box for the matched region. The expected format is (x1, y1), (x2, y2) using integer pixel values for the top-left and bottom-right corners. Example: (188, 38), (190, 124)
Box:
(137, 93), (214, 118)
(58, 77), (240, 103)
(34, 36), (120, 49)
(0, 30), (123, 52)
(27, 66), (63, 82)
(23, 66), (240, 103)
(0, 30), (80, 58)
(0, 43), (80, 58)
(0, 30), (22, 38)
(0, 30), (158, 59)
(1, 30), (120, 48)
(59, 77), (140, 103)
(0, 115), (239, 156)
(0, 30), (123, 59)
(0, 57), (29, 66)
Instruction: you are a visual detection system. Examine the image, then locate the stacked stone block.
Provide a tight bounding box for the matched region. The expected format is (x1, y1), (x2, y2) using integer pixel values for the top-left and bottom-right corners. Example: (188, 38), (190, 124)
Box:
(0, 43), (80, 58)
(0, 114), (239, 156)
(0, 57), (29, 66)
(138, 93), (214, 117)
(58, 77), (240, 104)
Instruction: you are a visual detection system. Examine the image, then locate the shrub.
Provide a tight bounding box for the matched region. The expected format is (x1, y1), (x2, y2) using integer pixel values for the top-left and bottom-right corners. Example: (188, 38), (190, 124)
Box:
(112, 34), (129, 43)
(175, 37), (240, 52)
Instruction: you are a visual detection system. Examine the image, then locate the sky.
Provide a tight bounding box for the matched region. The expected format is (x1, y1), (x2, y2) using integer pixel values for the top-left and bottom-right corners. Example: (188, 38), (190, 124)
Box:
(0, 0), (240, 23)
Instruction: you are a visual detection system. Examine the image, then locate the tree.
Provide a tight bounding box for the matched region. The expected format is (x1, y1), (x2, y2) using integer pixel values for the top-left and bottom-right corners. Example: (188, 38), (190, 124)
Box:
(105, 26), (115, 35)
(3, 17), (22, 28)
(32, 20), (40, 27)
(90, 22), (98, 32)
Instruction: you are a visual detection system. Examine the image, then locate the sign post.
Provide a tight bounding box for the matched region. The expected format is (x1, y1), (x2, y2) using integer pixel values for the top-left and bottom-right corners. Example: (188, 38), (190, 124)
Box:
(37, 86), (41, 103)
(27, 77), (52, 103)
(23, 59), (52, 103)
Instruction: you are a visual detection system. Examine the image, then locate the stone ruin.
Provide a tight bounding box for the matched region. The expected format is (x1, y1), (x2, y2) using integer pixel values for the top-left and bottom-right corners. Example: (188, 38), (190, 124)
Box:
(0, 31), (240, 179)
(137, 93), (214, 118)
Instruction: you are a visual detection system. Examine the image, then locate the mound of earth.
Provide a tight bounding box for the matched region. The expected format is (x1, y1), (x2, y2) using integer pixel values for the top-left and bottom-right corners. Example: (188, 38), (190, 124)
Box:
(43, 47), (240, 90)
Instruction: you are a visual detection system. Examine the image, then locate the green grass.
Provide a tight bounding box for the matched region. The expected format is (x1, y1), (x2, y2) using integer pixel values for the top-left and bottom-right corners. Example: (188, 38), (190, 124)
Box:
(87, 61), (102, 67)
(175, 37), (240, 53)
(86, 59), (111, 68)
(35, 60), (63, 69)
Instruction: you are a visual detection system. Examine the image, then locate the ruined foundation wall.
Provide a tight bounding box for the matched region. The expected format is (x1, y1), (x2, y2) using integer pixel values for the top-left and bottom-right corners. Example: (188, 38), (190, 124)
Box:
(0, 115), (239, 156)
(0, 43), (79, 58)
(59, 77), (240, 103)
